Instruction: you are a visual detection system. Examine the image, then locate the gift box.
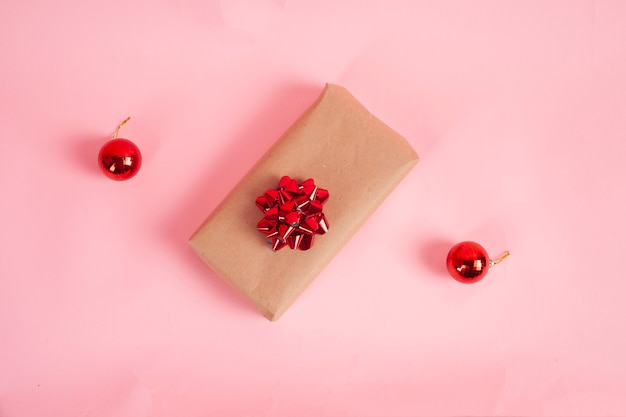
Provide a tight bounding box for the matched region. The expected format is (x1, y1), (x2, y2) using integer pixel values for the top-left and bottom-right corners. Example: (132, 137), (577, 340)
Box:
(189, 84), (419, 320)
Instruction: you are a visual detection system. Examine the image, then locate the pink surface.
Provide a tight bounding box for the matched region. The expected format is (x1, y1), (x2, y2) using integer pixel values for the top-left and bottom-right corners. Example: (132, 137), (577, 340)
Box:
(1, 1), (626, 416)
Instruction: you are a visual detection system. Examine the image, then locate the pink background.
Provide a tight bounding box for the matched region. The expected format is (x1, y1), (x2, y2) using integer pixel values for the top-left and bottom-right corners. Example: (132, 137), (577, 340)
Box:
(1, 1), (626, 416)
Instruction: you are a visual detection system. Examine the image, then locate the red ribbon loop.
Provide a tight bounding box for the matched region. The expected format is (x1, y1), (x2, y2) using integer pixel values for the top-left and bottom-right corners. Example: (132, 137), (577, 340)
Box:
(256, 176), (330, 251)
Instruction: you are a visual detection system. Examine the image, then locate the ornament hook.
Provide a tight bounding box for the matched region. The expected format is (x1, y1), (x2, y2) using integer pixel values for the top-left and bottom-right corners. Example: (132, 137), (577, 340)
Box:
(113, 116), (131, 139)
(489, 250), (510, 268)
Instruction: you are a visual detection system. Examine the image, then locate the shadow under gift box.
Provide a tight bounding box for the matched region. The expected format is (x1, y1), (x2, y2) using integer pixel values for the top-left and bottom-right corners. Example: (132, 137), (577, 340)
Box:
(189, 84), (419, 321)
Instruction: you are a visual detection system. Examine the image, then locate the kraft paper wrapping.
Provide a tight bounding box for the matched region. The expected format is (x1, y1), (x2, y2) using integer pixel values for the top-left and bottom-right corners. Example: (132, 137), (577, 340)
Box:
(189, 84), (419, 320)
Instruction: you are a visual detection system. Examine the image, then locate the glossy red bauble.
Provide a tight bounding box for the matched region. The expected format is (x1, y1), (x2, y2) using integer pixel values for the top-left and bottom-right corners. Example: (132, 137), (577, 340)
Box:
(446, 241), (490, 283)
(98, 138), (142, 181)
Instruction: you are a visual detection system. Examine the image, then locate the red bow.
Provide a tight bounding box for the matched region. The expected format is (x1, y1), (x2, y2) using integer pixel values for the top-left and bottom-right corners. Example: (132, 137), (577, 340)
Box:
(256, 176), (330, 251)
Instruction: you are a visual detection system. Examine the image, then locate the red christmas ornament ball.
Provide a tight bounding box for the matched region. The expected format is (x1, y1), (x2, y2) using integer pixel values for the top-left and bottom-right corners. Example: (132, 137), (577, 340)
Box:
(98, 138), (142, 181)
(446, 241), (490, 284)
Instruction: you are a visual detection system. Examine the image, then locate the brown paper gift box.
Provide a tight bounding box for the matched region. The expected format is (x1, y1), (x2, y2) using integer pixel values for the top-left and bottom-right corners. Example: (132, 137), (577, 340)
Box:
(189, 84), (419, 320)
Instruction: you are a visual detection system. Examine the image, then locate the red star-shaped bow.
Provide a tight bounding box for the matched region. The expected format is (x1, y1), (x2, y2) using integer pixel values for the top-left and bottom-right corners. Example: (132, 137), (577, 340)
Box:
(255, 176), (330, 251)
